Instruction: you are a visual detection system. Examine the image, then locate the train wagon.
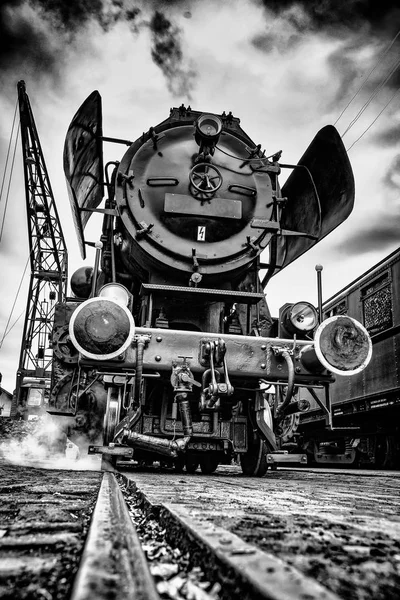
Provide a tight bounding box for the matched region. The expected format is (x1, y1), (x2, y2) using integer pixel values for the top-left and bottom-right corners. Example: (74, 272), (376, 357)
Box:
(298, 247), (400, 468)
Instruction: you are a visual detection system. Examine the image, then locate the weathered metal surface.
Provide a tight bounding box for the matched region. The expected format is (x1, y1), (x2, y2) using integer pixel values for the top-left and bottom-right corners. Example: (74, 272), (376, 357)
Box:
(140, 283), (265, 304)
(164, 193), (242, 219)
(130, 327), (322, 380)
(266, 452), (307, 464)
(315, 316), (372, 374)
(159, 502), (341, 600)
(63, 90), (103, 259)
(115, 112), (274, 278)
(88, 445), (134, 457)
(71, 472), (159, 600)
(277, 125), (354, 271)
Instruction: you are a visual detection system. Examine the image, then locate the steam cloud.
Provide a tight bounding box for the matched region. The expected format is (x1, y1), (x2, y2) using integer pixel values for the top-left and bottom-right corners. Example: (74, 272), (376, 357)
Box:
(0, 414), (101, 470)
(149, 10), (195, 98)
(0, 0), (195, 98)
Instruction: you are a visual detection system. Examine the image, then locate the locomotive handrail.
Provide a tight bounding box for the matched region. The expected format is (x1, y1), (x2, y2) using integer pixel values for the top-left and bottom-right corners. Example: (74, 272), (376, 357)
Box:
(140, 283), (265, 305)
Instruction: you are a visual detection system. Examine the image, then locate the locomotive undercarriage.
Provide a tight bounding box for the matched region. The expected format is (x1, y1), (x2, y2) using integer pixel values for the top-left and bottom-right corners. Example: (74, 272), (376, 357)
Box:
(50, 294), (337, 475)
(299, 404), (400, 469)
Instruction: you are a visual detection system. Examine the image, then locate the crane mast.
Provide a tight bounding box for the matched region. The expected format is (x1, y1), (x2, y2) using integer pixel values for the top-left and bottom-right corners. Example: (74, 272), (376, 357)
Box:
(12, 81), (68, 417)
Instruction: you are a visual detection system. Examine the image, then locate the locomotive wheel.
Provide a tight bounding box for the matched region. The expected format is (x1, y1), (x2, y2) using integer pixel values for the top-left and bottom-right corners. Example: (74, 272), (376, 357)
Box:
(185, 457), (199, 474)
(174, 456), (185, 473)
(375, 435), (398, 469)
(199, 454), (219, 474)
(240, 437), (268, 477)
(102, 387), (121, 472)
(103, 387), (121, 445)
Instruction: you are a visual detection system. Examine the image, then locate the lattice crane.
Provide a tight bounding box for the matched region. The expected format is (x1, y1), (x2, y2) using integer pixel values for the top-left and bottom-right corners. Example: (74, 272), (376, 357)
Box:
(12, 81), (68, 416)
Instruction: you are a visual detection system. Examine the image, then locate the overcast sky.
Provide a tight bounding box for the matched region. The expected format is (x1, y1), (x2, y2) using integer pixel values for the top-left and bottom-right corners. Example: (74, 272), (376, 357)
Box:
(0, 0), (399, 392)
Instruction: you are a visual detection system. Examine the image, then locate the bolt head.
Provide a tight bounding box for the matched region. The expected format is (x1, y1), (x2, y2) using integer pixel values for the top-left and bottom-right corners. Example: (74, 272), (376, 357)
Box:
(260, 363), (266, 370)
(155, 355), (161, 362)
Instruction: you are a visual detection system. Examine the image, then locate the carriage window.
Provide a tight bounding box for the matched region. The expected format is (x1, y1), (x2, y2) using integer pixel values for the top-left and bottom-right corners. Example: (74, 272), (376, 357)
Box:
(361, 272), (392, 335)
(323, 299), (347, 319)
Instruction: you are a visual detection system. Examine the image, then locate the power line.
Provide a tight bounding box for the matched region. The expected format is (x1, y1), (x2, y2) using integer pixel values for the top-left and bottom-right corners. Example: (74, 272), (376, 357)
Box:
(0, 99), (18, 204)
(346, 87), (400, 152)
(342, 56), (400, 137)
(0, 309), (26, 343)
(0, 253), (30, 349)
(0, 122), (20, 244)
(335, 29), (400, 127)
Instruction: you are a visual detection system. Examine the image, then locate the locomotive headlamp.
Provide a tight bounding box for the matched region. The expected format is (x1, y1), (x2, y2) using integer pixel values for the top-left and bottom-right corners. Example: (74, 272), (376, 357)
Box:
(195, 114), (222, 149)
(279, 302), (318, 337)
(70, 266), (94, 299)
(288, 302), (318, 332)
(301, 315), (372, 376)
(69, 297), (135, 360)
(99, 283), (130, 307)
(314, 315), (372, 375)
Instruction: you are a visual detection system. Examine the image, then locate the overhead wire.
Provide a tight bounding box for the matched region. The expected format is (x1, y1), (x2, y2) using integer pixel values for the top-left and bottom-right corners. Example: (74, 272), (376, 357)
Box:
(346, 86), (400, 152)
(334, 29), (400, 127)
(342, 55), (400, 137)
(0, 252), (31, 349)
(0, 309), (26, 342)
(0, 99), (18, 205)
(0, 121), (20, 244)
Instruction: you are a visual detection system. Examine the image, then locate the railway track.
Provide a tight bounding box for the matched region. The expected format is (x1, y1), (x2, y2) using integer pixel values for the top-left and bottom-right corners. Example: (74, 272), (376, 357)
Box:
(1, 459), (399, 600)
(0, 463), (102, 599)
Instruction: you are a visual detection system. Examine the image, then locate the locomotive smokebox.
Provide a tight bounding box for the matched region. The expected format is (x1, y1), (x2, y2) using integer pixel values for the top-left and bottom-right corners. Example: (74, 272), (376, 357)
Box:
(114, 107), (277, 284)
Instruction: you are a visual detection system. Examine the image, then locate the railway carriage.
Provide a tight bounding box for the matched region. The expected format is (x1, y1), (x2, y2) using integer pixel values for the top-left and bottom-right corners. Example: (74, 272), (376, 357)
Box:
(48, 92), (372, 473)
(298, 248), (400, 468)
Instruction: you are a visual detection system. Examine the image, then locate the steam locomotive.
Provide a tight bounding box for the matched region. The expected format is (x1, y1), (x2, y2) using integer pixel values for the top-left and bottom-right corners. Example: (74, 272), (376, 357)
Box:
(49, 92), (372, 474)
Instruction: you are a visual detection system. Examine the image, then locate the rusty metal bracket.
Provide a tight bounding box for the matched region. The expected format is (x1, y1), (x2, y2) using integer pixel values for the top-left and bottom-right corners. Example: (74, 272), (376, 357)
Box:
(136, 221), (154, 238)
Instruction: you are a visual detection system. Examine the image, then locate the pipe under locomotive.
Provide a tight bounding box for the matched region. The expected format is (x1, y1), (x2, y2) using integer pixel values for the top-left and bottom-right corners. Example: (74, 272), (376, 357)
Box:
(50, 94), (372, 474)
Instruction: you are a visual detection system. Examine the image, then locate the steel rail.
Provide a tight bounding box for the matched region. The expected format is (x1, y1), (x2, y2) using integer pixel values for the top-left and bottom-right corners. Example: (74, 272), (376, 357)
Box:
(131, 484), (341, 600)
(70, 472), (159, 600)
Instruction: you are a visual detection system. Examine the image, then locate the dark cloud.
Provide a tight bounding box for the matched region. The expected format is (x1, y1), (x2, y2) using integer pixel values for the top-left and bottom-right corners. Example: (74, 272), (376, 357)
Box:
(383, 154), (400, 190)
(252, 1), (400, 89)
(252, 31), (302, 53)
(373, 127), (400, 147)
(252, 0), (400, 155)
(337, 154), (400, 256)
(0, 0), (133, 83)
(0, 0), (195, 98)
(256, 1), (400, 35)
(325, 38), (371, 107)
(336, 219), (400, 256)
